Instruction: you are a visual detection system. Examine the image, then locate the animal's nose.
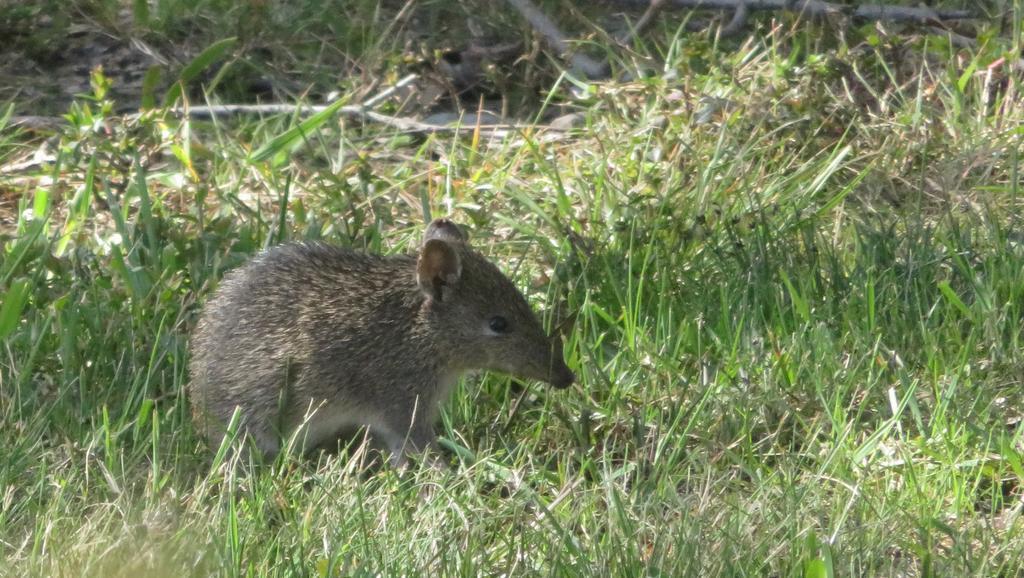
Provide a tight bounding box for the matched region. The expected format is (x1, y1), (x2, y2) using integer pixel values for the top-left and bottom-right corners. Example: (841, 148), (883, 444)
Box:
(551, 365), (575, 389)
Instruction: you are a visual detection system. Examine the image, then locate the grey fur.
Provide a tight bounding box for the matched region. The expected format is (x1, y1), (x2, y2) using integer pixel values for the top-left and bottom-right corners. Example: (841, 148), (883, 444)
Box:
(188, 219), (574, 466)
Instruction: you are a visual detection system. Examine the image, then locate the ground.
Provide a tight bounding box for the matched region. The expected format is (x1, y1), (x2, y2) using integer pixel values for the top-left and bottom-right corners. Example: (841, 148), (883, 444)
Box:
(0, 1), (1022, 576)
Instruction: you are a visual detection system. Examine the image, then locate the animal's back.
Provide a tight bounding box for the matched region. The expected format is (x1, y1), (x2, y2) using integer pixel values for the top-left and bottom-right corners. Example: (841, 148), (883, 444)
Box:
(188, 243), (419, 448)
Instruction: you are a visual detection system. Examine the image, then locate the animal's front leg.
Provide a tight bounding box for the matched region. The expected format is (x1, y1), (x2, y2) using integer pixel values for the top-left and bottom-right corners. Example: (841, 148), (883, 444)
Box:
(388, 431), (443, 470)
(381, 402), (444, 470)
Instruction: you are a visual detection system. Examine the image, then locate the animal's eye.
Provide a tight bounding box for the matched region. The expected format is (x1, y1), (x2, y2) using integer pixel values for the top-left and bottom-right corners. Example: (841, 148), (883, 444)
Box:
(489, 316), (509, 333)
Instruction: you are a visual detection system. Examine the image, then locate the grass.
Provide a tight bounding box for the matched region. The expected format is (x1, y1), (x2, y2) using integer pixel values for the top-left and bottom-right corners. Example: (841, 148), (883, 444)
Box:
(1, 1), (1023, 576)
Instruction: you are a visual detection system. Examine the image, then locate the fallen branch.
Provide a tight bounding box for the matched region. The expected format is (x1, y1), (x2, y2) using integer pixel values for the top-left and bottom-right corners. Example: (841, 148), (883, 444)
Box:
(10, 73), (568, 138)
(180, 104), (551, 136)
(8, 116), (64, 131)
(504, 0), (974, 79)
(503, 0), (611, 79)
(11, 104), (566, 139)
(615, 0), (973, 23)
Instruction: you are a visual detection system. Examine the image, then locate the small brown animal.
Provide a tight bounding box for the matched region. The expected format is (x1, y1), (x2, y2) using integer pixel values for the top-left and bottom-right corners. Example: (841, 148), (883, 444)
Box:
(189, 218), (574, 466)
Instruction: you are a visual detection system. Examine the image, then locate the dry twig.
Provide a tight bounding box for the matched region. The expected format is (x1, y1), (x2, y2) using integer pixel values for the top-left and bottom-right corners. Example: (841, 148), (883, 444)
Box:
(615, 0), (973, 23)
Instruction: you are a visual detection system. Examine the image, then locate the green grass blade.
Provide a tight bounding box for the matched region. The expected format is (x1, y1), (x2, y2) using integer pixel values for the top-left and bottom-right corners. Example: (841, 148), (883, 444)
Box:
(0, 278), (31, 339)
(164, 37), (238, 106)
(248, 98), (349, 163)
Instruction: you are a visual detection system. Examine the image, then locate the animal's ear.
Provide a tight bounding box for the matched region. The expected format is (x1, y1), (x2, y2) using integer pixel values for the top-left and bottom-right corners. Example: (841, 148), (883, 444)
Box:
(424, 218), (467, 244)
(417, 239), (462, 301)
